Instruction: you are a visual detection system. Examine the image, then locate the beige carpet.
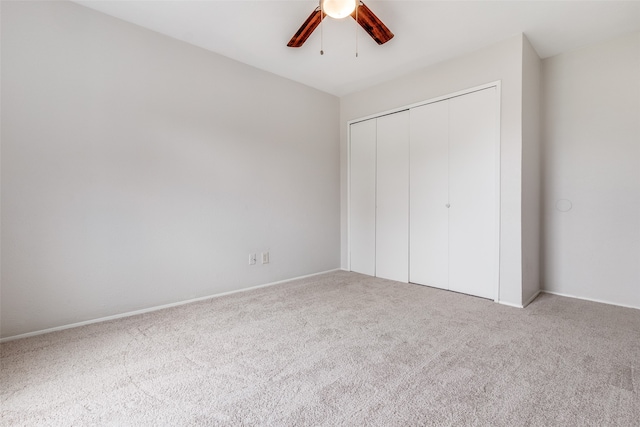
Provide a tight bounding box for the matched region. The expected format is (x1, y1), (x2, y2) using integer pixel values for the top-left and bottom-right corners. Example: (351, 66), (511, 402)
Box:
(1, 271), (639, 426)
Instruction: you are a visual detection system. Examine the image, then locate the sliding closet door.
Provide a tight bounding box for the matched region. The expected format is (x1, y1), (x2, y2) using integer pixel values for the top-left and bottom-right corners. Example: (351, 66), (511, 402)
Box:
(448, 88), (497, 299)
(409, 101), (449, 289)
(376, 111), (410, 282)
(349, 119), (377, 276)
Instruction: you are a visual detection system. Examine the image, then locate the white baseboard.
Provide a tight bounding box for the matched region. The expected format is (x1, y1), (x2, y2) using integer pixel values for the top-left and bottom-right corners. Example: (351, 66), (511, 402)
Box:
(497, 300), (524, 309)
(523, 290), (542, 308)
(542, 290), (640, 311)
(0, 269), (341, 343)
(496, 289), (542, 309)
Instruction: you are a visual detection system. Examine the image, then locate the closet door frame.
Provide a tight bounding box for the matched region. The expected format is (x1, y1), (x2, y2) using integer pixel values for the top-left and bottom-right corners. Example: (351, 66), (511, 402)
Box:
(347, 81), (502, 301)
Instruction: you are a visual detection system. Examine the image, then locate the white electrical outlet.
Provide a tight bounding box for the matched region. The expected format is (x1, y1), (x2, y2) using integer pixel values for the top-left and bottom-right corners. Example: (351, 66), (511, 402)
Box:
(249, 253), (257, 265)
(262, 251), (270, 264)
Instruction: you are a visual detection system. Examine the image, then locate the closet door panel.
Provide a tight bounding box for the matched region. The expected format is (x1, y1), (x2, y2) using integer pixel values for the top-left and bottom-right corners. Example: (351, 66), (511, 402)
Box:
(448, 88), (497, 299)
(376, 111), (410, 282)
(349, 119), (377, 276)
(409, 101), (449, 289)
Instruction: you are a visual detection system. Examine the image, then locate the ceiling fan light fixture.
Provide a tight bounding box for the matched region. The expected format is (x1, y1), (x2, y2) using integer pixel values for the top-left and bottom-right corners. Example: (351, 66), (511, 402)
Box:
(322, 0), (357, 19)
(287, 0), (393, 48)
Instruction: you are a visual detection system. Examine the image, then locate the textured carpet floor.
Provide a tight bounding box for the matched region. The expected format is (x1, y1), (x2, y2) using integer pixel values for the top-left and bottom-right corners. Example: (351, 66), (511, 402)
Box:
(1, 271), (639, 426)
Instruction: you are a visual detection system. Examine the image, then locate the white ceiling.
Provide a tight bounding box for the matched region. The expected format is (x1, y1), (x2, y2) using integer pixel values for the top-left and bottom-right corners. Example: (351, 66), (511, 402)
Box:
(74, 0), (640, 96)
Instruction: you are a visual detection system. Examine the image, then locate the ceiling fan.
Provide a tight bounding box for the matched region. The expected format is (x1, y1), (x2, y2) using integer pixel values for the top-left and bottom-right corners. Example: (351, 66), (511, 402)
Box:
(287, 0), (394, 48)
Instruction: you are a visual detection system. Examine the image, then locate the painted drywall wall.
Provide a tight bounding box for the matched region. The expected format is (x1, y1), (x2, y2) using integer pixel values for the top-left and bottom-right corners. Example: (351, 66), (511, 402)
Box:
(340, 35), (526, 306)
(521, 37), (542, 305)
(1, 1), (340, 338)
(541, 32), (640, 309)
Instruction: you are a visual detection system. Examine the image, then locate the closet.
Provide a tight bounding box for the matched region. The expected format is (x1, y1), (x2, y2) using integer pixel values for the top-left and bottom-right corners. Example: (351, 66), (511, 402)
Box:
(410, 87), (497, 299)
(349, 111), (409, 282)
(349, 86), (498, 300)
(349, 119), (377, 277)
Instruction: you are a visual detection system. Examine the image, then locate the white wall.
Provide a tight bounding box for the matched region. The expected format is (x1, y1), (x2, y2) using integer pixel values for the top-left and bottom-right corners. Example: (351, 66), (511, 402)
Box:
(1, 1), (340, 338)
(340, 35), (528, 306)
(541, 32), (640, 309)
(521, 36), (542, 304)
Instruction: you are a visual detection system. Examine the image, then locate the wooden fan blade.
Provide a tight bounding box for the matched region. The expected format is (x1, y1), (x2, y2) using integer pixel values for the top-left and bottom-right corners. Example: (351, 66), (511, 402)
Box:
(351, 1), (394, 45)
(287, 8), (324, 48)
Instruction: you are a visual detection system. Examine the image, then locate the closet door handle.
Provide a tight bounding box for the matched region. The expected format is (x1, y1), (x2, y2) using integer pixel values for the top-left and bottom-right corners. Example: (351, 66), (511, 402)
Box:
(446, 203), (450, 208)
